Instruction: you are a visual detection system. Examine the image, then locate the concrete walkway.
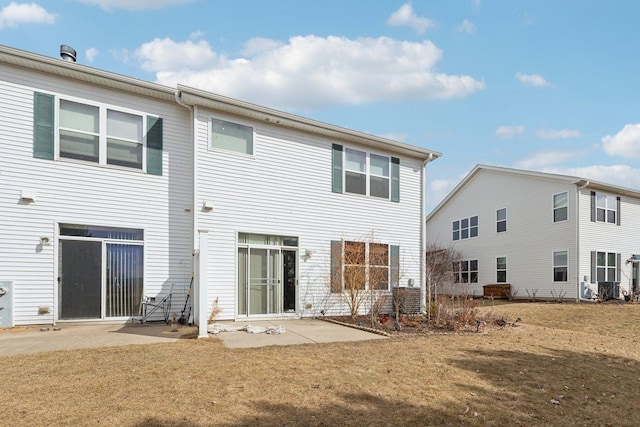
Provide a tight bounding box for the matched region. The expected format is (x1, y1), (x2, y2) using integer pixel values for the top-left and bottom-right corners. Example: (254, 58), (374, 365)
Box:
(0, 319), (386, 356)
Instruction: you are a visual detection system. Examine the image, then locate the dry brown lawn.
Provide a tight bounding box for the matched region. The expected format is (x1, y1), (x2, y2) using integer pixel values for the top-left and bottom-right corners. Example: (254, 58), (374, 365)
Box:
(2, 302), (640, 426)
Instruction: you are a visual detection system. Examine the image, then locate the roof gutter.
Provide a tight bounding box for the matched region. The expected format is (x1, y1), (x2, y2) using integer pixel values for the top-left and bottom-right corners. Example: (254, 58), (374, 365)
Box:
(178, 85), (441, 161)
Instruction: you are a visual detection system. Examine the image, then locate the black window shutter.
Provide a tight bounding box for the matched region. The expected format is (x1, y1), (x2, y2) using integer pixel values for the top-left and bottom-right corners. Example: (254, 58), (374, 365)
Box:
(616, 196), (621, 226)
(390, 157), (400, 203)
(390, 245), (400, 287)
(330, 240), (343, 293)
(331, 144), (343, 193)
(590, 191), (596, 222)
(590, 251), (596, 283)
(146, 116), (163, 176)
(33, 92), (55, 159)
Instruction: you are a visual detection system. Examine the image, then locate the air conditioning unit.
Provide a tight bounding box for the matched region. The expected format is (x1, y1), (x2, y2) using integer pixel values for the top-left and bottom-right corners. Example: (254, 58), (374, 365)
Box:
(598, 281), (619, 300)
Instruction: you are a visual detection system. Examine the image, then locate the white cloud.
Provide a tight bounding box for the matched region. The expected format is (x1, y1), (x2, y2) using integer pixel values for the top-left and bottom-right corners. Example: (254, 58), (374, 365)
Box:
(495, 125), (524, 139)
(387, 4), (435, 34)
(85, 47), (99, 63)
(73, 0), (191, 11)
(0, 2), (56, 29)
(241, 37), (285, 57)
(456, 19), (476, 34)
(514, 149), (587, 169)
(189, 30), (204, 40)
(516, 72), (551, 87)
(135, 35), (485, 110)
(602, 124), (640, 159)
(537, 129), (582, 139)
(135, 38), (218, 72)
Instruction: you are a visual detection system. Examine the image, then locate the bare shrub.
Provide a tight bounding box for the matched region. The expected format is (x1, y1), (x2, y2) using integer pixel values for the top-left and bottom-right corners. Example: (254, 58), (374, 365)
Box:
(526, 288), (539, 302)
(425, 244), (463, 325)
(507, 287), (519, 301)
(550, 289), (567, 303)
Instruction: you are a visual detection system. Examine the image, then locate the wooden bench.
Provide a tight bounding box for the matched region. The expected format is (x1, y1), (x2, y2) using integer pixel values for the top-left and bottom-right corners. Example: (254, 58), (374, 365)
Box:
(483, 284), (511, 299)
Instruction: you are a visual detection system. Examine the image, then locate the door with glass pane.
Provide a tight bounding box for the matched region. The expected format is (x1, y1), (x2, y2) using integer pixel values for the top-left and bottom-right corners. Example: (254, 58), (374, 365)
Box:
(106, 244), (143, 317)
(248, 248), (281, 315)
(59, 240), (102, 319)
(59, 239), (143, 320)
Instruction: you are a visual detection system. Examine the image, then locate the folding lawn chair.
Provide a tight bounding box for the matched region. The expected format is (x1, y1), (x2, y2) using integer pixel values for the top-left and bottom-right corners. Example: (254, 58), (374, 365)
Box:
(138, 284), (174, 324)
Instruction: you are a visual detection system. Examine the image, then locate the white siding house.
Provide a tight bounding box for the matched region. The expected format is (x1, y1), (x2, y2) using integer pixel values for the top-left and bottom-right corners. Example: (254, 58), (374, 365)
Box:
(0, 45), (440, 326)
(426, 165), (640, 301)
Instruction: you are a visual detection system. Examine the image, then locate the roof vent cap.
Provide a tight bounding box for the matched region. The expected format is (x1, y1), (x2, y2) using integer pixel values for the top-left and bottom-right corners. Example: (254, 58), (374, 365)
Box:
(60, 45), (76, 63)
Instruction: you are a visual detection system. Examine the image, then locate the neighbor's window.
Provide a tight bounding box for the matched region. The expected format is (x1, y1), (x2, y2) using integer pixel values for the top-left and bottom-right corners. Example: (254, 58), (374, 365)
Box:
(596, 251), (617, 282)
(596, 193), (617, 224)
(496, 208), (507, 233)
(210, 117), (253, 155)
(553, 251), (568, 282)
(553, 192), (568, 222)
(453, 259), (478, 283)
(453, 216), (478, 241)
(496, 256), (507, 283)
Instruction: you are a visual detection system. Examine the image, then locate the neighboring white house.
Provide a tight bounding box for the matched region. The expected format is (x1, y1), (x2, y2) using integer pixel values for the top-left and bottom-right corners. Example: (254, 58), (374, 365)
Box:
(426, 165), (640, 301)
(0, 45), (440, 327)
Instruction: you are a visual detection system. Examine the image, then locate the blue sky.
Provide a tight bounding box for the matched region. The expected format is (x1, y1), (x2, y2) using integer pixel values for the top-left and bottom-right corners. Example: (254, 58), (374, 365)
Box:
(3, 0), (640, 212)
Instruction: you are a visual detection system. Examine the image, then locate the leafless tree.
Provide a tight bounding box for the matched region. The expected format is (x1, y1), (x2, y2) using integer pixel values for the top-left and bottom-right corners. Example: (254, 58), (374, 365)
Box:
(425, 243), (463, 324)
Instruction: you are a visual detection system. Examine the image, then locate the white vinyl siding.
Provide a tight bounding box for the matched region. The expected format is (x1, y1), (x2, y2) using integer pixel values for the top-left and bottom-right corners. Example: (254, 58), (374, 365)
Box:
(195, 109), (423, 318)
(0, 64), (192, 325)
(427, 168), (578, 299)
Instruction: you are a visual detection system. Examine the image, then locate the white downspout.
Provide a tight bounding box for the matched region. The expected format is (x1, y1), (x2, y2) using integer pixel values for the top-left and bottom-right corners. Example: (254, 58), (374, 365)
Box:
(576, 180), (589, 301)
(175, 90), (200, 317)
(421, 153), (436, 314)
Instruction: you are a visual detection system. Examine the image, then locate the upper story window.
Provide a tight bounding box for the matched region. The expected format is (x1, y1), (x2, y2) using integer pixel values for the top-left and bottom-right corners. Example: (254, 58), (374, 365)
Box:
(331, 144), (400, 202)
(553, 192), (568, 222)
(210, 117), (253, 155)
(33, 92), (163, 175)
(452, 216), (478, 241)
(496, 208), (507, 233)
(593, 192), (618, 224)
(453, 259), (478, 283)
(553, 250), (568, 282)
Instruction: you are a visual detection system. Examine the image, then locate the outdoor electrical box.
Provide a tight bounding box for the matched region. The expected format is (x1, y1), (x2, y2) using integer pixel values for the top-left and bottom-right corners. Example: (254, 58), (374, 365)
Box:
(0, 281), (13, 328)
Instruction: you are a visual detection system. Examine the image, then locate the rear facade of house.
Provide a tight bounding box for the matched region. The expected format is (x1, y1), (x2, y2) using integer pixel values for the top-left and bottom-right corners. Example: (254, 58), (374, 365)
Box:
(0, 46), (438, 327)
(425, 165), (640, 301)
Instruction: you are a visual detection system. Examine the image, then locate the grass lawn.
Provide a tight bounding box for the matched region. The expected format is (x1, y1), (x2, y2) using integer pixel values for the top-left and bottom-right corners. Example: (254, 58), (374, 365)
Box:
(1, 302), (640, 426)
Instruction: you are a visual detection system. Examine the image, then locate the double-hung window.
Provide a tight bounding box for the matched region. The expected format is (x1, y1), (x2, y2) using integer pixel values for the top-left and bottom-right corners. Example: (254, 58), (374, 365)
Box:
(553, 251), (568, 282)
(453, 260), (478, 283)
(330, 240), (399, 292)
(496, 208), (507, 233)
(331, 144), (400, 202)
(452, 216), (478, 241)
(33, 92), (163, 174)
(590, 191), (620, 225)
(595, 251), (618, 282)
(210, 117), (253, 155)
(496, 257), (507, 283)
(553, 192), (568, 222)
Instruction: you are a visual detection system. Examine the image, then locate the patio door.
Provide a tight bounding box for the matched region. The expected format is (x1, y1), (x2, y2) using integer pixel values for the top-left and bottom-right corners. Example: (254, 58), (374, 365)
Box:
(58, 224), (144, 320)
(59, 240), (102, 319)
(237, 234), (298, 317)
(248, 248), (281, 315)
